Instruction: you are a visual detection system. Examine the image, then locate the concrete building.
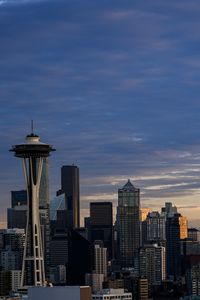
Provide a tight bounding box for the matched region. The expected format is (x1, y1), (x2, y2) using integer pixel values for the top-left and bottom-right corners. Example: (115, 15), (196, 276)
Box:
(92, 288), (132, 300)
(94, 242), (107, 278)
(11, 270), (21, 292)
(27, 286), (91, 300)
(139, 244), (166, 287)
(86, 240), (108, 293)
(146, 211), (166, 242)
(161, 202), (177, 218)
(116, 180), (140, 268)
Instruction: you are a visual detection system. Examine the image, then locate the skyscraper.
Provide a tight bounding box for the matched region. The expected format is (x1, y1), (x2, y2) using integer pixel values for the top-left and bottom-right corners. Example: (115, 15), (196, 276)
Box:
(116, 180), (140, 268)
(90, 202), (113, 260)
(58, 165), (80, 228)
(161, 202), (177, 218)
(166, 213), (181, 279)
(139, 244), (166, 288)
(67, 229), (92, 285)
(145, 211), (166, 242)
(0, 229), (25, 272)
(10, 130), (55, 288)
(93, 241), (107, 278)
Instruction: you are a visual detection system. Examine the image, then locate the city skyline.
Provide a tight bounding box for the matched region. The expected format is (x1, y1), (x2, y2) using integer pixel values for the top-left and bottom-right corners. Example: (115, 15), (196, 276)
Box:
(1, 0), (200, 227)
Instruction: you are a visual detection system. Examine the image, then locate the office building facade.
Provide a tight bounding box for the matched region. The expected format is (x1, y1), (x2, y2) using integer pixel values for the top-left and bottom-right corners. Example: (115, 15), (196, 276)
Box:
(116, 180), (140, 268)
(58, 165), (80, 228)
(90, 202), (113, 260)
(139, 244), (166, 287)
(166, 213), (182, 279)
(146, 211), (166, 242)
(93, 241), (107, 278)
(92, 288), (132, 300)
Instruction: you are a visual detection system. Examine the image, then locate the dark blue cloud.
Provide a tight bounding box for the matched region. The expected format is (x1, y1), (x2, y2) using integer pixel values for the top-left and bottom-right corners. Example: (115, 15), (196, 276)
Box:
(1, 0), (200, 224)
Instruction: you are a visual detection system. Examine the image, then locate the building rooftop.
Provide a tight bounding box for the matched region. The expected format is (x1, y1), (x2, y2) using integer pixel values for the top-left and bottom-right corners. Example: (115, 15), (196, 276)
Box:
(119, 179), (138, 192)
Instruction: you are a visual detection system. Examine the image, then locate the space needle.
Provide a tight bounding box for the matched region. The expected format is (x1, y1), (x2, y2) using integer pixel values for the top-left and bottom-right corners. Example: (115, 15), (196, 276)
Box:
(10, 125), (55, 289)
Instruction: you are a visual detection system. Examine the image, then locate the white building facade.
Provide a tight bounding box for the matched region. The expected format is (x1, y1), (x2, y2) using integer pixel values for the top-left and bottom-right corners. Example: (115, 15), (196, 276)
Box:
(92, 289), (132, 300)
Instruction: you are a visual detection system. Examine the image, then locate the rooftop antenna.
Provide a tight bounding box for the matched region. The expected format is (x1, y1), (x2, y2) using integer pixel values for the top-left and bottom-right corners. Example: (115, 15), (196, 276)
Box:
(31, 120), (34, 134)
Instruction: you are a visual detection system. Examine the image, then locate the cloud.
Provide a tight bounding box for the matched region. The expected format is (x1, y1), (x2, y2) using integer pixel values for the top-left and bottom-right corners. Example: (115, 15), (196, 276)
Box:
(1, 0), (200, 224)
(0, 0), (45, 4)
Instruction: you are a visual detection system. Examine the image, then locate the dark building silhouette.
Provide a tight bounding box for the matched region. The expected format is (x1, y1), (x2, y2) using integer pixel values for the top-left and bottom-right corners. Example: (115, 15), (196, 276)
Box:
(50, 229), (92, 285)
(0, 271), (11, 296)
(57, 165), (80, 228)
(67, 229), (92, 285)
(166, 213), (181, 279)
(55, 210), (68, 233)
(7, 190), (27, 229)
(50, 233), (69, 268)
(11, 190), (27, 208)
(7, 208), (27, 229)
(84, 217), (92, 242)
(90, 202), (113, 260)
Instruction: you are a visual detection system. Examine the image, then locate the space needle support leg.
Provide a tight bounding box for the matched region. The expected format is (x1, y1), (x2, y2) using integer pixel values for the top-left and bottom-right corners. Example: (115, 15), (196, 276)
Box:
(20, 158), (30, 288)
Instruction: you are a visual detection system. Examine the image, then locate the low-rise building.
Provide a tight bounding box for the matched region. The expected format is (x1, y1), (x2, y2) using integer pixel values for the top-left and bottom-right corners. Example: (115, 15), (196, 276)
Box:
(92, 288), (132, 300)
(28, 286), (91, 300)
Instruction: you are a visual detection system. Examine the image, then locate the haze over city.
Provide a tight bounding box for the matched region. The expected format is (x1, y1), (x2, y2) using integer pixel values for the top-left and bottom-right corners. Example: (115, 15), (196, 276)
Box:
(1, 0), (200, 227)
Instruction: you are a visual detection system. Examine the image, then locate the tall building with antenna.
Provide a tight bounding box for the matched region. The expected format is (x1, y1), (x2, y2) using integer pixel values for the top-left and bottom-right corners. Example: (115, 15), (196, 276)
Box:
(10, 128), (55, 288)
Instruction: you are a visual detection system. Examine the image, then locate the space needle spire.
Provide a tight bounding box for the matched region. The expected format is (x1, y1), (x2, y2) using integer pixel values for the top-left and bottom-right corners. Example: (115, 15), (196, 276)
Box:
(10, 128), (55, 289)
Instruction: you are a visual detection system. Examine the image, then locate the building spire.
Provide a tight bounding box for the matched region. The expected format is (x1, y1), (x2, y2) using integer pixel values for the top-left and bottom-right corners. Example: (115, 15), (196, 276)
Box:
(122, 179), (135, 190)
(27, 120), (38, 138)
(31, 120), (34, 134)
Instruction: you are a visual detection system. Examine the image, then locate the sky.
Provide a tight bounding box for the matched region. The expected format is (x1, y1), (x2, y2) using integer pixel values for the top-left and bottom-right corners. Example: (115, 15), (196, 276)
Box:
(1, 0), (200, 227)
